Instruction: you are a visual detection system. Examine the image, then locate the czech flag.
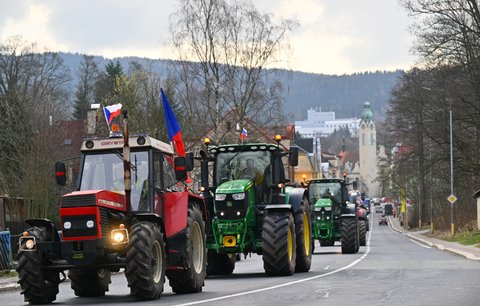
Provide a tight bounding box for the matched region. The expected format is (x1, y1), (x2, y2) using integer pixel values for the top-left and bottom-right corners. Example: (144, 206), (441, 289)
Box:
(240, 128), (247, 139)
(161, 88), (186, 156)
(103, 103), (122, 125)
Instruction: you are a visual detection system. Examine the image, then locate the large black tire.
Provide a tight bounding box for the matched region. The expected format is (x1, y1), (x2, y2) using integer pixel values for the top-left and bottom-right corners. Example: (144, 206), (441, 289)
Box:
(68, 268), (111, 297)
(206, 251), (236, 276)
(341, 218), (359, 254)
(167, 205), (207, 293)
(359, 220), (366, 246)
(365, 218), (370, 231)
(125, 221), (166, 300)
(16, 226), (59, 304)
(320, 239), (335, 247)
(262, 211), (296, 276)
(294, 199), (312, 272)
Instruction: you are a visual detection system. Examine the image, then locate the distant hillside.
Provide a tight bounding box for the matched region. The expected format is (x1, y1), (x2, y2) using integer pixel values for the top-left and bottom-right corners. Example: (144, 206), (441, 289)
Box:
(59, 53), (401, 122)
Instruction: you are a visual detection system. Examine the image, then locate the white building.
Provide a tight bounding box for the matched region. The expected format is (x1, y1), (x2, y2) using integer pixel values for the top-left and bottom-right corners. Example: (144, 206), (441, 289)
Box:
(295, 108), (360, 138)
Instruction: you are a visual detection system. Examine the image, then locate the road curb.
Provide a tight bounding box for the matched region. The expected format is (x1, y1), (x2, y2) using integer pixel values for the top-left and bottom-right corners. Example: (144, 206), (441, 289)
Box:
(387, 216), (480, 261)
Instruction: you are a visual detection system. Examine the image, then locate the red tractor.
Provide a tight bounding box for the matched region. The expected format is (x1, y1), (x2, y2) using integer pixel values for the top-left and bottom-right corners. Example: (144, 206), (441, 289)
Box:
(16, 114), (208, 304)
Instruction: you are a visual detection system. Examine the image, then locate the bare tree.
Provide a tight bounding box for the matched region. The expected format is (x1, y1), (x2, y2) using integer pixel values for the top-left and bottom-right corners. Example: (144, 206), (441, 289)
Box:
(0, 36), (71, 220)
(169, 0), (297, 143)
(73, 55), (99, 120)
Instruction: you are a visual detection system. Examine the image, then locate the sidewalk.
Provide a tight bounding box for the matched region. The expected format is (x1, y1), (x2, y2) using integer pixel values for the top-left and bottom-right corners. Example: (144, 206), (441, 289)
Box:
(388, 216), (480, 262)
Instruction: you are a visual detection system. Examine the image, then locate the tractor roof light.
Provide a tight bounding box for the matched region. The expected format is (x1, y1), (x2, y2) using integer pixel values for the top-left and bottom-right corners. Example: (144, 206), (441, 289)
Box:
(204, 138), (211, 146)
(275, 134), (282, 142)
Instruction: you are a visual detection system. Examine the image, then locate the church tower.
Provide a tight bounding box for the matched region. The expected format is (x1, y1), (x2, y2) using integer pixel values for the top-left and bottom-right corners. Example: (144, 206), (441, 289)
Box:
(359, 102), (379, 197)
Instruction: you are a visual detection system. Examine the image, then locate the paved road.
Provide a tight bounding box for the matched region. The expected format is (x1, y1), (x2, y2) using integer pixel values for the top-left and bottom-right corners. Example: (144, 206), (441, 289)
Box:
(3, 213), (480, 305)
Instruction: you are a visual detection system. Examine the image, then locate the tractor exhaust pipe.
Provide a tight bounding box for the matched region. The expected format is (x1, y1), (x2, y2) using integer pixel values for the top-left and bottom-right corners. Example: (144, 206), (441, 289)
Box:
(122, 109), (132, 213)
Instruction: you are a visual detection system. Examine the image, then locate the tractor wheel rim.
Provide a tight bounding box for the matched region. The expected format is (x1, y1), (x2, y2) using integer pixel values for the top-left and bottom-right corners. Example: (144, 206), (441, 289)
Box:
(287, 226), (293, 261)
(191, 221), (204, 274)
(303, 212), (310, 256)
(152, 240), (163, 283)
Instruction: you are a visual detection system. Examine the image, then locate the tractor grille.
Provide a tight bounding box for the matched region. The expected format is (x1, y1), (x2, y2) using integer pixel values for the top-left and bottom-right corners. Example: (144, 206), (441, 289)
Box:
(62, 214), (97, 238)
(61, 194), (96, 208)
(215, 194), (247, 219)
(99, 207), (110, 239)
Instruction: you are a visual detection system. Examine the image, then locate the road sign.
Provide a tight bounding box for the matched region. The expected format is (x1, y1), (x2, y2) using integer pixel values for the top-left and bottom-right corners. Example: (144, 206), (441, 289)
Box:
(447, 194), (457, 204)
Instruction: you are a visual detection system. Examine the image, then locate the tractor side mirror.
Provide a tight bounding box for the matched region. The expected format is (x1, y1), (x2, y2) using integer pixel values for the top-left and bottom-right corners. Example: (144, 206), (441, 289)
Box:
(288, 146), (299, 167)
(174, 156), (187, 182)
(185, 152), (194, 171)
(55, 162), (66, 186)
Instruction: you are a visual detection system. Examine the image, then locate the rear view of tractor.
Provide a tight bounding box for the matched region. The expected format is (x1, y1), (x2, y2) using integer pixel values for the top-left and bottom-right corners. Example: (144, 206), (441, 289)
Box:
(308, 178), (360, 254)
(199, 136), (312, 276)
(16, 114), (208, 304)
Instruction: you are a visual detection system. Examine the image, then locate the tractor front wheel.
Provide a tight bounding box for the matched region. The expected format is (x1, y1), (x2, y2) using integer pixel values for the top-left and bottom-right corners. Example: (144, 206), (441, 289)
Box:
(16, 226), (59, 304)
(206, 251), (236, 276)
(125, 221), (166, 300)
(359, 220), (366, 246)
(167, 205), (207, 293)
(341, 218), (359, 254)
(262, 211), (296, 276)
(69, 268), (111, 297)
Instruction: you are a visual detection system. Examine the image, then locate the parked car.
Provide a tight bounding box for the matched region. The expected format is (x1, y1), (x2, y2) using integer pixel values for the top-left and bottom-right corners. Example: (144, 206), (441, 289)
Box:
(379, 215), (388, 226)
(375, 206), (383, 214)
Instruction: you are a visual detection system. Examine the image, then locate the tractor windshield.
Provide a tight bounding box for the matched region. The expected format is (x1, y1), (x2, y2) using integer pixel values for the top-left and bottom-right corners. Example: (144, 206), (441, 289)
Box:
(215, 150), (271, 186)
(309, 182), (341, 204)
(79, 151), (149, 211)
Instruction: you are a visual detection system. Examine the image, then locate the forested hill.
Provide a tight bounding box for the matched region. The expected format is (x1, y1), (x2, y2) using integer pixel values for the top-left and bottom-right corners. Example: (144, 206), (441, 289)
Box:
(59, 53), (402, 122)
(273, 70), (402, 121)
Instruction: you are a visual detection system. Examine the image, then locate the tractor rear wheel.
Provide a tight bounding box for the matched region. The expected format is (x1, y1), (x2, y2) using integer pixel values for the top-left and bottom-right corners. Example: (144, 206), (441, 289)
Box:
(294, 199), (312, 272)
(16, 226), (59, 304)
(168, 205), (207, 293)
(206, 251), (235, 276)
(69, 268), (111, 297)
(125, 221), (166, 300)
(262, 211), (296, 276)
(341, 218), (358, 254)
(359, 220), (366, 246)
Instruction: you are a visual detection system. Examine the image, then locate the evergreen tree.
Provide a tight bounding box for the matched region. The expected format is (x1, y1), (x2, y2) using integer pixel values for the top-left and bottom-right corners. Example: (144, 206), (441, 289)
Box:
(73, 55), (99, 120)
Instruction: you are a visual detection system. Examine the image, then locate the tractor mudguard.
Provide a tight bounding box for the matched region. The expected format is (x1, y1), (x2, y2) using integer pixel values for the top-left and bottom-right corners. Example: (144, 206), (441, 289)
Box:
(286, 187), (307, 215)
(264, 204), (292, 211)
(24, 218), (61, 241)
(340, 214), (356, 218)
(164, 192), (189, 238)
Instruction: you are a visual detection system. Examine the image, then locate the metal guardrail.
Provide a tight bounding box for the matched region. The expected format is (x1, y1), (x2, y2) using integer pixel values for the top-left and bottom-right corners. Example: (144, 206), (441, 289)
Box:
(0, 231), (13, 272)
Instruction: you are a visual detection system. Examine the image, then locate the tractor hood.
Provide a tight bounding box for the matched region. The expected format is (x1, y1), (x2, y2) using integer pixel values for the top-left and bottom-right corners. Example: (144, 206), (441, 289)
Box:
(216, 179), (253, 194)
(315, 198), (332, 208)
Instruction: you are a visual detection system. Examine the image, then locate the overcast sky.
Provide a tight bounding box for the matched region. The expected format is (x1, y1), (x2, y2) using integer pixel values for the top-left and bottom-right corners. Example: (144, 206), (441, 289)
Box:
(0, 0), (417, 75)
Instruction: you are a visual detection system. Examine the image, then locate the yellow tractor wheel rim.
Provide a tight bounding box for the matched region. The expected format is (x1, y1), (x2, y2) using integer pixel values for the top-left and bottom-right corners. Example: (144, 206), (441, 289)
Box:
(287, 226), (293, 261)
(303, 212), (310, 256)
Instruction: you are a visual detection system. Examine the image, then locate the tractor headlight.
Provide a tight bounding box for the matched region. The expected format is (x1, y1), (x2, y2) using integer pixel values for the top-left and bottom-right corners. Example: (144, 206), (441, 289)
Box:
(232, 193), (245, 200)
(215, 194), (227, 201)
(111, 228), (129, 245)
(317, 216), (321, 220)
(25, 239), (35, 250)
(86, 220), (95, 228)
(64, 221), (72, 229)
(236, 211), (241, 216)
(219, 211), (225, 216)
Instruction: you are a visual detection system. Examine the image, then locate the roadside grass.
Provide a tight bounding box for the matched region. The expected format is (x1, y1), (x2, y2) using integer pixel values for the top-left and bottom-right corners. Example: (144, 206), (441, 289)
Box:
(440, 229), (480, 246)
(0, 270), (17, 278)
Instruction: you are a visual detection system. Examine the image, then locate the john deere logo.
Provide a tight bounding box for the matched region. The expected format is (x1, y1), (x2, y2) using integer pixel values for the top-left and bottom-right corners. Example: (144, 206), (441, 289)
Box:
(226, 201), (233, 207)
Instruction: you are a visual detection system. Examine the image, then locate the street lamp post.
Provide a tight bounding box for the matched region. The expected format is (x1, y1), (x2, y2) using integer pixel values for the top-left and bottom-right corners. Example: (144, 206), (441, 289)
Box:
(449, 109), (455, 238)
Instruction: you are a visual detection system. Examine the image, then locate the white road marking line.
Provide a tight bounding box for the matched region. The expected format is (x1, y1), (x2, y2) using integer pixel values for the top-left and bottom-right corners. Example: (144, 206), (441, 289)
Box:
(408, 238), (432, 249)
(177, 226), (373, 306)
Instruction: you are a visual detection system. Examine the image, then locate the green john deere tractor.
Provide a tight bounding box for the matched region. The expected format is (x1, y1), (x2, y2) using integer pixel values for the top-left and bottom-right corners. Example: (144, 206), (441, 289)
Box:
(308, 178), (360, 254)
(198, 137), (312, 276)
